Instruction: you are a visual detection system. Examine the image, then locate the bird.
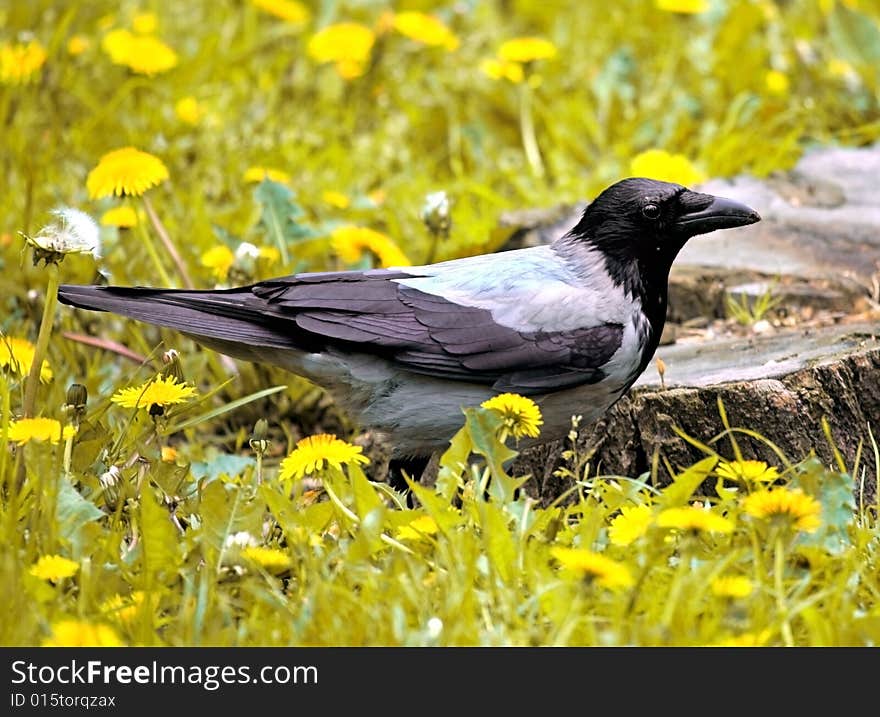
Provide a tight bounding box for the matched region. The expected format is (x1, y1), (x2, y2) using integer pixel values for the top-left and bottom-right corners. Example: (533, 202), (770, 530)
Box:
(58, 177), (759, 486)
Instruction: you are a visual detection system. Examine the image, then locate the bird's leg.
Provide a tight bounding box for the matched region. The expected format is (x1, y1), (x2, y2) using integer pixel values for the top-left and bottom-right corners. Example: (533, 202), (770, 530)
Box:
(387, 455), (431, 506)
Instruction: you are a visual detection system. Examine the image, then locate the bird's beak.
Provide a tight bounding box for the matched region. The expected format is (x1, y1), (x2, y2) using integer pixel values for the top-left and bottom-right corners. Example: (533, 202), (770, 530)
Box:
(674, 193), (761, 238)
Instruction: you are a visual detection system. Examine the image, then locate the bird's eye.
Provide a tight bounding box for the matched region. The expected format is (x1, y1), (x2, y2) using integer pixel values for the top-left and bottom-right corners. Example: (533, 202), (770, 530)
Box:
(642, 203), (661, 220)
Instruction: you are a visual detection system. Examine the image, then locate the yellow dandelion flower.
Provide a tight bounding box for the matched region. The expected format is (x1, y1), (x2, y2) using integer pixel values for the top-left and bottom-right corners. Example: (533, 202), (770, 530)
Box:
(87, 146), (169, 199)
(608, 504), (653, 546)
(711, 575), (754, 598)
(322, 190), (351, 209)
(175, 95), (204, 126)
(132, 11), (158, 35)
(278, 433), (369, 480)
(0, 39), (47, 85)
(656, 506), (734, 534)
(480, 392), (543, 439)
(656, 0), (709, 13)
(307, 23), (375, 80)
(244, 166), (291, 184)
(710, 630), (772, 647)
(764, 69), (790, 96)
(258, 246), (280, 264)
(716, 459), (780, 484)
(0, 335), (52, 382)
(251, 0), (311, 25)
(742, 488), (822, 533)
(7, 418), (75, 445)
(392, 12), (459, 51)
(550, 547), (633, 590)
(498, 37), (557, 64)
(479, 57), (524, 84)
(630, 149), (706, 186)
(29, 555), (79, 581)
(396, 515), (439, 541)
(100, 591), (146, 625)
(331, 225), (410, 268)
(241, 545), (291, 570)
(201, 245), (235, 282)
(161, 445), (178, 462)
(111, 374), (198, 411)
(99, 205), (138, 228)
(67, 35), (91, 56)
(42, 620), (124, 647)
(101, 29), (177, 76)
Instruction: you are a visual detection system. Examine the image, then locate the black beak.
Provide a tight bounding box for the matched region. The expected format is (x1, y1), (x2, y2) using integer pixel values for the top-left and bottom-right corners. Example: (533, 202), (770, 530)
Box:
(674, 194), (761, 238)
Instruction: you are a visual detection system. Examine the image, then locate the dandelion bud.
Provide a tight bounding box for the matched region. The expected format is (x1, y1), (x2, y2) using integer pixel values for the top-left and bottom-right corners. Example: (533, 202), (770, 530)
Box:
(250, 418), (270, 455)
(161, 348), (185, 383)
(421, 191), (451, 239)
(64, 383), (88, 426)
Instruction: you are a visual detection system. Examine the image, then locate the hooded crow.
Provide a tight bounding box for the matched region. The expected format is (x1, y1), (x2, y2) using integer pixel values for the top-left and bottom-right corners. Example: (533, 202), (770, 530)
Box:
(58, 178), (759, 478)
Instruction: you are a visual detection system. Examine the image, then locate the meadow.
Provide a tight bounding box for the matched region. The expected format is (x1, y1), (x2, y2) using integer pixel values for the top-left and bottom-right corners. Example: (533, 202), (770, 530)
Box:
(2, 0), (880, 646)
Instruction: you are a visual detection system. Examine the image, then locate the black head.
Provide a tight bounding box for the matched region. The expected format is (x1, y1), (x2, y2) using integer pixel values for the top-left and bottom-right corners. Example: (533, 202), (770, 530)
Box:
(568, 177), (760, 272)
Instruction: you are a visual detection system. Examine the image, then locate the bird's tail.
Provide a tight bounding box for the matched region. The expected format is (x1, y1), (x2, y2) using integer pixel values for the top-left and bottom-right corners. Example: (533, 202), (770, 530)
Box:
(57, 284), (302, 353)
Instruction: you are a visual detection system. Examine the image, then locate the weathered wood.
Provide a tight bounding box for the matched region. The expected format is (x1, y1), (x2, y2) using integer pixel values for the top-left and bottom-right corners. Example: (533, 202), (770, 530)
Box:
(514, 324), (880, 505)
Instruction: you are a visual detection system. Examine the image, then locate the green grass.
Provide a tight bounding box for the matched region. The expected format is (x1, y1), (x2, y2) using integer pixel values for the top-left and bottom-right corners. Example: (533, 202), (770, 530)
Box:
(2, 0), (880, 646)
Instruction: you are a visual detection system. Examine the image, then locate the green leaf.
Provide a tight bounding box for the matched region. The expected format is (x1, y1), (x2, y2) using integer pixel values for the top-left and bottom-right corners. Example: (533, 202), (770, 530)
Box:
(465, 407), (526, 504)
(791, 458), (855, 556)
(829, 4), (880, 67)
(191, 454), (256, 483)
(658, 456), (718, 508)
(139, 485), (182, 585)
(480, 502), (516, 584)
(349, 462), (383, 519)
(198, 480), (263, 553)
(436, 422), (473, 501)
(55, 477), (104, 556)
(253, 180), (319, 266)
(163, 384), (287, 434)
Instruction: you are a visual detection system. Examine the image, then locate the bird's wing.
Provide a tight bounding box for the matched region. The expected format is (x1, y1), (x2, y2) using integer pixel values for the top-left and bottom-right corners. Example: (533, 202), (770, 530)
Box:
(252, 269), (624, 395)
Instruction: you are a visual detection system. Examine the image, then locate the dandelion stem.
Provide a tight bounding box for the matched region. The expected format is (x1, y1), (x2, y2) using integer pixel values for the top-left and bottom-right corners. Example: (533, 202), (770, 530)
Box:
(774, 533), (795, 646)
(136, 219), (174, 288)
(23, 262), (59, 417)
(519, 81), (545, 179)
(142, 195), (194, 288)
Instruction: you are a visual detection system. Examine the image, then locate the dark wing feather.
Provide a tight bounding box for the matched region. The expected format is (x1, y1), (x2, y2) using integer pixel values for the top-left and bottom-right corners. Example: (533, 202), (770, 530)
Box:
(59, 269), (624, 395)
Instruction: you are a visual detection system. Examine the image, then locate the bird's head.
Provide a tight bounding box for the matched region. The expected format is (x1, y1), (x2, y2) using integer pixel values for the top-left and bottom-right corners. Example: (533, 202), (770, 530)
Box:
(569, 177), (761, 272)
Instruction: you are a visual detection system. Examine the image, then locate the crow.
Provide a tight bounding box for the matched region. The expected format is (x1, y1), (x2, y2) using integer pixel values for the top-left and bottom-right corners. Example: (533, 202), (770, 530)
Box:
(58, 178), (759, 484)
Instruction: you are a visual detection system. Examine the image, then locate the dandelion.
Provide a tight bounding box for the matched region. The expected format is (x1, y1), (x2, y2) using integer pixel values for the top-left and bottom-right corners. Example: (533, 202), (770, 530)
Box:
(175, 96), (204, 126)
(710, 630), (772, 647)
(711, 575), (754, 598)
(656, 506), (734, 534)
(480, 393), (543, 439)
(244, 166), (291, 184)
(550, 547), (633, 590)
(241, 546), (291, 570)
(716, 459), (780, 484)
(307, 23), (375, 80)
(498, 37), (558, 64)
(251, 0), (311, 25)
(29, 555), (79, 581)
(655, 0), (709, 13)
(278, 434), (369, 480)
(100, 591), (146, 625)
(0, 39), (47, 85)
(322, 190), (351, 209)
(7, 418), (76, 445)
(26, 207), (102, 264)
(764, 69), (790, 96)
(331, 226), (410, 268)
(42, 620), (124, 647)
(392, 12), (459, 51)
(67, 35), (91, 56)
(480, 58), (524, 84)
(161, 446), (178, 462)
(396, 515), (439, 541)
(132, 12), (158, 35)
(101, 28), (177, 75)
(608, 504), (653, 546)
(100, 205), (138, 228)
(630, 149), (706, 186)
(742, 488), (822, 533)
(0, 336), (52, 383)
(111, 374), (198, 411)
(87, 147), (169, 199)
(201, 245), (236, 282)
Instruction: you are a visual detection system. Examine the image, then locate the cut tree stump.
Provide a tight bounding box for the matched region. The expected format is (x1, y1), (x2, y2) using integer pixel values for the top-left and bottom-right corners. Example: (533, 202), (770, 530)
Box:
(513, 323), (880, 505)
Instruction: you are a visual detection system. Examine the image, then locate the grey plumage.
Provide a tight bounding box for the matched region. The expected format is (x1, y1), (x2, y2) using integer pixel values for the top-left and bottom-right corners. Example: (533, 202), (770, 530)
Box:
(58, 178), (760, 459)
